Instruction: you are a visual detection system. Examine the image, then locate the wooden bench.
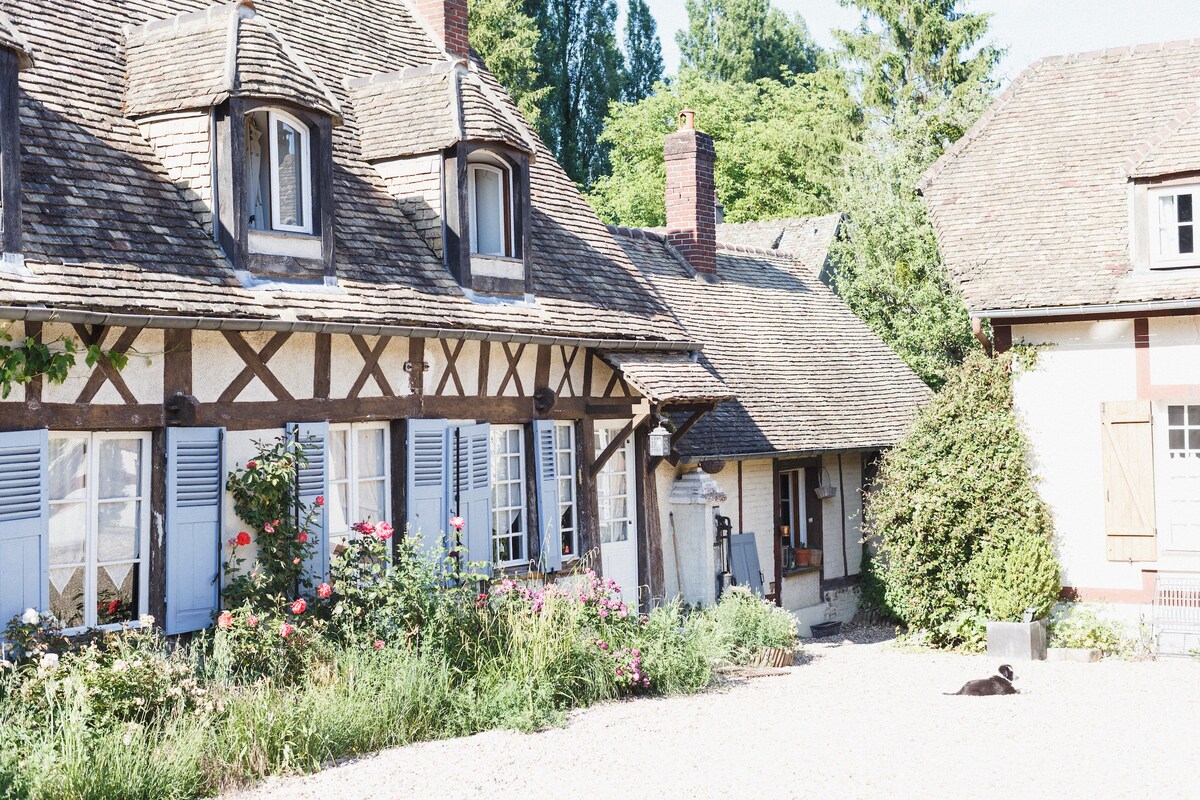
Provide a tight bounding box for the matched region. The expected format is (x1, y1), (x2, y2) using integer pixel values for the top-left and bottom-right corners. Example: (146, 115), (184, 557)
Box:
(1153, 575), (1200, 656)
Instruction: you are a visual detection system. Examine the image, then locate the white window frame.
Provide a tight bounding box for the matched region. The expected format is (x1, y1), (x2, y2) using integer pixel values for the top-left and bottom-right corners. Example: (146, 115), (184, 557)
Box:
(267, 108), (313, 235)
(1149, 185), (1199, 269)
(328, 421), (391, 553)
(47, 431), (152, 634)
(467, 159), (514, 257)
(490, 424), (528, 567)
(554, 422), (579, 561)
(595, 425), (636, 546)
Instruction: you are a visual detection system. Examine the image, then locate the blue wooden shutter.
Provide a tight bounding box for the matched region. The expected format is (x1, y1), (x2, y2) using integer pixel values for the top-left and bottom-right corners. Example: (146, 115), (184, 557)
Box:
(729, 532), (764, 596)
(165, 427), (223, 634)
(532, 420), (562, 573)
(454, 423), (492, 573)
(287, 422), (330, 588)
(0, 429), (49, 629)
(407, 419), (449, 555)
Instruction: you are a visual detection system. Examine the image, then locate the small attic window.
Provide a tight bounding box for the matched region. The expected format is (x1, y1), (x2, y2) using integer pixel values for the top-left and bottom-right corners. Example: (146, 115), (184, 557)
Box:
(468, 156), (514, 258)
(1150, 185), (1199, 269)
(246, 109), (313, 235)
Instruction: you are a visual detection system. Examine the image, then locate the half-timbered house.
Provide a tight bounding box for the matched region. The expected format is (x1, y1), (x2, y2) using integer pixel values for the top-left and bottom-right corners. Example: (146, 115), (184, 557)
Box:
(611, 113), (932, 632)
(0, 0), (730, 635)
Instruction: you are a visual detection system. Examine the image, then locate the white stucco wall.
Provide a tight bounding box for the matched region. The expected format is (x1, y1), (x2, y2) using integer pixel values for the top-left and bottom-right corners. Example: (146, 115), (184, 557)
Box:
(1011, 320), (1141, 590)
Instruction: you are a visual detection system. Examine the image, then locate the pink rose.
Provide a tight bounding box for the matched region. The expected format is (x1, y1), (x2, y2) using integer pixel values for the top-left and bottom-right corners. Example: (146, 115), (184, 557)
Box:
(317, 583), (332, 599)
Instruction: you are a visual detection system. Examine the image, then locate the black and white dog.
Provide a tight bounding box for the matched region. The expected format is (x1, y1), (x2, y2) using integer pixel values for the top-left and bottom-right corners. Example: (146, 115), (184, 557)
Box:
(945, 664), (1019, 696)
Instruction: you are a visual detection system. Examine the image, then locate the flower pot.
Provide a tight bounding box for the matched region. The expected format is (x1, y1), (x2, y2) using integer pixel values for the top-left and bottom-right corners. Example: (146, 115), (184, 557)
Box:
(795, 548), (811, 567)
(809, 549), (823, 567)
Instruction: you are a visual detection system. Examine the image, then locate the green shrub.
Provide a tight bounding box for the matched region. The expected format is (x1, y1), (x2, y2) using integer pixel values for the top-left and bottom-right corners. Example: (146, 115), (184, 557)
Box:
(1048, 604), (1133, 657)
(864, 350), (1062, 647)
(700, 588), (798, 664)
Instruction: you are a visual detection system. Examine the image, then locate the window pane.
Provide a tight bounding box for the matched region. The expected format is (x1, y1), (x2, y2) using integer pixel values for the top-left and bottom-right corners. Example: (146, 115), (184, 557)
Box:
(97, 439), (141, 499)
(49, 438), (87, 501)
(274, 118), (305, 229)
(50, 566), (84, 628)
(330, 429), (348, 482)
(1170, 406), (1185, 426)
(473, 167), (504, 255)
(97, 562), (137, 624)
(1180, 224), (1194, 255)
(98, 501), (140, 562)
(49, 502), (86, 564)
(1180, 194), (1193, 223)
(357, 428), (386, 478)
(246, 113), (269, 230)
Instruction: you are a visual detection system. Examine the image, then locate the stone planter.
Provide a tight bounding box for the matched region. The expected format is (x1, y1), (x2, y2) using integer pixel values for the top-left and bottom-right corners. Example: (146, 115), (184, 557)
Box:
(986, 619), (1048, 661)
(1047, 647), (1102, 663)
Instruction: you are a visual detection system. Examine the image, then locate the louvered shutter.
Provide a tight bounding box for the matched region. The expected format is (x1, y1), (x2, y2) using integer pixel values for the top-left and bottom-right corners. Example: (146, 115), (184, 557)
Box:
(729, 533), (764, 596)
(533, 420), (562, 573)
(454, 423), (492, 573)
(165, 427), (223, 634)
(407, 419), (449, 555)
(287, 422), (330, 587)
(0, 430), (49, 629)
(1100, 401), (1157, 562)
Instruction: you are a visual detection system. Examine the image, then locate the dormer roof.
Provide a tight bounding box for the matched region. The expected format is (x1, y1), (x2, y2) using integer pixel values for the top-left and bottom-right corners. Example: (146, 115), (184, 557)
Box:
(349, 62), (535, 162)
(0, 11), (33, 69)
(124, 0), (341, 121)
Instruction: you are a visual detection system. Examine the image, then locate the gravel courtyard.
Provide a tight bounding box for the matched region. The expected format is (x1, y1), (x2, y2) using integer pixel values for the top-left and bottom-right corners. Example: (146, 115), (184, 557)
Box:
(229, 629), (1200, 800)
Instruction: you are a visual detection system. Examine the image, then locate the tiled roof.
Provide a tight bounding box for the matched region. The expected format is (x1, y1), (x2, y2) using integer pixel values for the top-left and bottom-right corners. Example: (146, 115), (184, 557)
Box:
(919, 40), (1200, 315)
(350, 64), (534, 162)
(599, 351), (730, 404)
(612, 228), (931, 458)
(0, 9), (31, 69)
(1, 0), (690, 345)
(124, 1), (342, 120)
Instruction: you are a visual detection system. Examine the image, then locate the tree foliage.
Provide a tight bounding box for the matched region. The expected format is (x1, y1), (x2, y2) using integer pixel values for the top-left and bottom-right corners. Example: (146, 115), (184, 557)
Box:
(622, 0), (663, 102)
(677, 0), (821, 82)
(588, 69), (859, 227)
(862, 351), (1061, 649)
(835, 0), (1001, 115)
(469, 0), (551, 125)
(525, 0), (626, 186)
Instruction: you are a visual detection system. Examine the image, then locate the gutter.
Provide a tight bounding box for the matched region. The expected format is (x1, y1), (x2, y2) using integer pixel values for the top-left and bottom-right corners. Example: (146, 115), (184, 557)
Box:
(0, 306), (703, 353)
(974, 297), (1200, 320)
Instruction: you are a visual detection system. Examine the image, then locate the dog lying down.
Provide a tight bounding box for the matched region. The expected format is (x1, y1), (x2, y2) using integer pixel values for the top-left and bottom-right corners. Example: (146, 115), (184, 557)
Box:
(945, 664), (1019, 696)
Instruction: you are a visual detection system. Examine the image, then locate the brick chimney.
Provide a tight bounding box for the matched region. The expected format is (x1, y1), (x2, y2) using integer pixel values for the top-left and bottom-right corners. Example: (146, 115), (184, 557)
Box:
(664, 109), (717, 277)
(414, 0), (470, 59)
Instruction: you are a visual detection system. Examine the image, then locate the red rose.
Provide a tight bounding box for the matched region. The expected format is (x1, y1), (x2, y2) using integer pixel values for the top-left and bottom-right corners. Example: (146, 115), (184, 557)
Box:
(247, 460), (257, 468)
(317, 583), (332, 599)
(290, 598), (307, 615)
(217, 611), (233, 629)
(297, 531), (309, 544)
(236, 531), (251, 547)
(315, 495), (325, 507)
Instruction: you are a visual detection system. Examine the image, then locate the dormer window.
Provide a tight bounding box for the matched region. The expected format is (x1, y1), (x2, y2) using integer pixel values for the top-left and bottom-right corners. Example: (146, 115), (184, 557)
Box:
(1152, 186), (1196, 268)
(246, 109), (313, 235)
(468, 155), (514, 258)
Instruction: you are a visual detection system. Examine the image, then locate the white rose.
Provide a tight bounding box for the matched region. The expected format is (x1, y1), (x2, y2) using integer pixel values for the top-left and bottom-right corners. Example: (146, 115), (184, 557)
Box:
(21, 608), (39, 626)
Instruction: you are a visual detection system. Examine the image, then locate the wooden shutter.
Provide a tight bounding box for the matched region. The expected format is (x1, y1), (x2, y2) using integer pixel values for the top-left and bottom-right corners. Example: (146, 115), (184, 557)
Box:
(407, 419), (449, 555)
(0, 429), (49, 629)
(454, 423), (493, 573)
(729, 532), (764, 596)
(165, 427), (223, 634)
(533, 420), (562, 573)
(287, 422), (330, 587)
(1100, 401), (1158, 562)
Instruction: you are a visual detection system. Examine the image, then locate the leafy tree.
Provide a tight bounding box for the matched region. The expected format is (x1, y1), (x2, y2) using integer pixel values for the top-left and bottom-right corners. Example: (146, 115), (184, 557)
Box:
(588, 70), (859, 226)
(525, 0), (626, 186)
(677, 0), (821, 83)
(622, 0), (664, 102)
(862, 350), (1061, 649)
(469, 0), (551, 125)
(835, 0), (1001, 115)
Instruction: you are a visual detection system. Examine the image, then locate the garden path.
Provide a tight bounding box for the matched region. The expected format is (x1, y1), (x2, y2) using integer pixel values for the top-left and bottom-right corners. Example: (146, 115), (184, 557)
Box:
(227, 628), (1200, 800)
